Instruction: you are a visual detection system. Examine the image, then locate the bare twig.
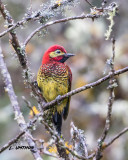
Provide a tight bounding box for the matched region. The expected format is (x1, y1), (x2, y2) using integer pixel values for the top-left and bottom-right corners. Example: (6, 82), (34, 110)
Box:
(0, 19), (26, 38)
(0, 45), (25, 132)
(22, 96), (36, 116)
(83, 127), (128, 159)
(85, 0), (94, 7)
(0, 131), (25, 153)
(105, 127), (128, 148)
(0, 13), (98, 39)
(24, 14), (99, 46)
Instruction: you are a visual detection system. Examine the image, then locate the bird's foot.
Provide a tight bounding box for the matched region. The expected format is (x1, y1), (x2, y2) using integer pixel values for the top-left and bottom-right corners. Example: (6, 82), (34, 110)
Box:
(32, 81), (42, 95)
(56, 95), (61, 105)
(32, 80), (38, 87)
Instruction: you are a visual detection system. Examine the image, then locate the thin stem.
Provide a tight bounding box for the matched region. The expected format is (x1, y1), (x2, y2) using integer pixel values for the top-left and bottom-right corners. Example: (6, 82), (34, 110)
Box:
(85, 0), (94, 7)
(105, 127), (128, 148)
(95, 38), (116, 160)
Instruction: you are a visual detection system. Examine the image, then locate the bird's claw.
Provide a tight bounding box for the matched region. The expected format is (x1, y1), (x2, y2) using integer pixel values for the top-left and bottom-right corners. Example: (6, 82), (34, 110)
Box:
(32, 81), (38, 87)
(56, 95), (61, 104)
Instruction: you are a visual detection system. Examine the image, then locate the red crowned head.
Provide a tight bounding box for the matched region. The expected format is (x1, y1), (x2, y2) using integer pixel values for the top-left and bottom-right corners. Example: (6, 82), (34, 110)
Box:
(42, 45), (74, 64)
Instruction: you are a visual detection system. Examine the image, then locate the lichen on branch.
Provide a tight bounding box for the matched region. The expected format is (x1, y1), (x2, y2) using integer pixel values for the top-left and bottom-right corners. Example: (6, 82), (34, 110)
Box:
(105, 2), (118, 40)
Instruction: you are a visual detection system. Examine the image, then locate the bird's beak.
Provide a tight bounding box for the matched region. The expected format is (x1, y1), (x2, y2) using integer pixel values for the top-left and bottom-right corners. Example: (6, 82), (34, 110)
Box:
(64, 53), (75, 57)
(58, 53), (75, 63)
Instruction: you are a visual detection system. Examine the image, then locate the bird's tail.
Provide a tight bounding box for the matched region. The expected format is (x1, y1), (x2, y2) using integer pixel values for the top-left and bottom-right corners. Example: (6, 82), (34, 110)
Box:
(52, 111), (62, 135)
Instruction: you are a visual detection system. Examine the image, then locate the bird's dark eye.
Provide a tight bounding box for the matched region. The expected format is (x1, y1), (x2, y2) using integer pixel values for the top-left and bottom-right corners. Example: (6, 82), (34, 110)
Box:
(56, 50), (61, 54)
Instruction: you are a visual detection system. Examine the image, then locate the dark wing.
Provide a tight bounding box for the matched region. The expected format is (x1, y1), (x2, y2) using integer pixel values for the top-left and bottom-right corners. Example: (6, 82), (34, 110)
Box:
(62, 66), (72, 120)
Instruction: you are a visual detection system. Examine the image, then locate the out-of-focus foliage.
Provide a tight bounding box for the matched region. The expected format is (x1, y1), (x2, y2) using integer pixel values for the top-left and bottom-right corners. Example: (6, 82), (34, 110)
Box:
(0, 0), (128, 160)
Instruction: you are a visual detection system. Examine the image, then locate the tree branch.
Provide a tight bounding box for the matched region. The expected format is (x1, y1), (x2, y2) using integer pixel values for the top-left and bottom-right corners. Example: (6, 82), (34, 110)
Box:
(24, 14), (99, 46)
(0, 113), (40, 154)
(0, 0), (76, 38)
(0, 131), (25, 153)
(0, 44), (43, 160)
(105, 127), (128, 149)
(41, 120), (94, 160)
(0, 0), (46, 111)
(43, 65), (128, 110)
(0, 0), (28, 70)
(40, 120), (70, 160)
(95, 38), (116, 160)
(84, 127), (128, 158)
(0, 1), (126, 159)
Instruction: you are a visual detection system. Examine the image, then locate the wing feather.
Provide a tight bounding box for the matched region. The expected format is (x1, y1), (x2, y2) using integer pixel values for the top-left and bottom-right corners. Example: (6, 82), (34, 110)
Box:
(63, 66), (72, 120)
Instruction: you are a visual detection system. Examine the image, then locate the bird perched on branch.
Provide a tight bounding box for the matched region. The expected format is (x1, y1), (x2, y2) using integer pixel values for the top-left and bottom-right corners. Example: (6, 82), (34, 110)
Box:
(37, 45), (74, 134)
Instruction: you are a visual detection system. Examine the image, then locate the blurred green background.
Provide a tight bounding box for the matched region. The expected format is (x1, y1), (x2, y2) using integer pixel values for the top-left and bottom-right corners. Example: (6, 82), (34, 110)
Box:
(0, 0), (128, 159)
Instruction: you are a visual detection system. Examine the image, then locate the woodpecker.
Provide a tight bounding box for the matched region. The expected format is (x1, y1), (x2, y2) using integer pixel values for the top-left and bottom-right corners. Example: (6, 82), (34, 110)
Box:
(37, 45), (74, 134)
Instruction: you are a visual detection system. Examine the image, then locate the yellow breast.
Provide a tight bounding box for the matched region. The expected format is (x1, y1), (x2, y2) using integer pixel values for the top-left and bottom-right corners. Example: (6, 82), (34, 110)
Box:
(37, 65), (69, 113)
